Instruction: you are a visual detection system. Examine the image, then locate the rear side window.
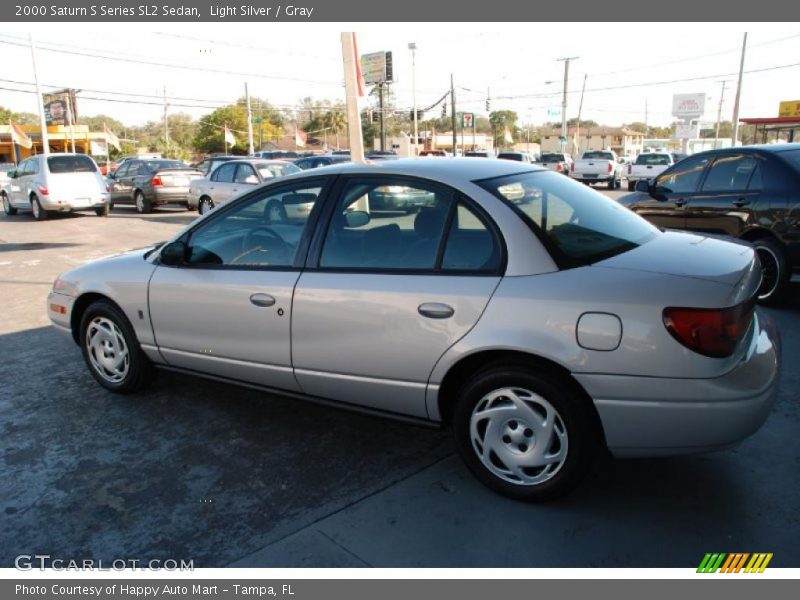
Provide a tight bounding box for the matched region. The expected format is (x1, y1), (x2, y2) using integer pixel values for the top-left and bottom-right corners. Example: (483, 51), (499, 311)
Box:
(655, 154), (712, 194)
(47, 155), (96, 174)
(478, 170), (658, 267)
(701, 155), (759, 192)
(441, 204), (501, 272)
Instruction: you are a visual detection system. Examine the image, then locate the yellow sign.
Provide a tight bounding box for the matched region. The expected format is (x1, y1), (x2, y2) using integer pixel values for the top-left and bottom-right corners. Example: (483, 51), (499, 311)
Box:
(778, 100), (800, 117)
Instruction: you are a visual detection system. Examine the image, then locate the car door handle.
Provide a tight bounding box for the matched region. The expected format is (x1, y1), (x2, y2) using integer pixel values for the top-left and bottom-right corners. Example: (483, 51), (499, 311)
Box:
(249, 293), (276, 307)
(733, 198), (750, 207)
(674, 198), (687, 207)
(418, 303), (454, 319)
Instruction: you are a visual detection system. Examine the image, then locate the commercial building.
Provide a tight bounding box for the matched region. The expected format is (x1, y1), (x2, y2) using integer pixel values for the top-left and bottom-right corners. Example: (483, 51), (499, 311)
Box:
(739, 99), (800, 144)
(0, 124), (109, 163)
(539, 126), (645, 158)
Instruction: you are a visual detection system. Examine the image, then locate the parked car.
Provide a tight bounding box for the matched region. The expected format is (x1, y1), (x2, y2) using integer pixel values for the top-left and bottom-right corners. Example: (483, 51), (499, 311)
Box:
(626, 152), (675, 191)
(465, 150), (496, 158)
(192, 155), (239, 176)
(253, 151), (300, 160)
(48, 158), (779, 501)
(189, 159), (302, 214)
(671, 152), (689, 164)
(419, 149), (450, 157)
(620, 144), (800, 303)
(537, 152), (573, 175)
(571, 150), (625, 189)
(1, 153), (109, 220)
(109, 154), (161, 175)
(107, 159), (203, 213)
(498, 151), (534, 163)
(293, 155), (350, 170)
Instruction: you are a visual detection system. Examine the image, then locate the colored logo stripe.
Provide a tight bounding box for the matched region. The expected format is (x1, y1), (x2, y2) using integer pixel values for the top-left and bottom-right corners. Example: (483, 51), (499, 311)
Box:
(697, 553), (773, 573)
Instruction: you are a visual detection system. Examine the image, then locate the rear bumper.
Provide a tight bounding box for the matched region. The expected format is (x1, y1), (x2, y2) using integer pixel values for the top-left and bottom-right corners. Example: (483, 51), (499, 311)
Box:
(40, 193), (108, 211)
(151, 187), (190, 205)
(575, 312), (780, 457)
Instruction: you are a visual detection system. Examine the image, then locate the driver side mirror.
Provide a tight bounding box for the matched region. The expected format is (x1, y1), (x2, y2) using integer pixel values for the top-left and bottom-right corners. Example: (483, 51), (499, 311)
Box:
(344, 210), (370, 228)
(159, 240), (188, 266)
(7, 169), (17, 179)
(244, 175), (259, 185)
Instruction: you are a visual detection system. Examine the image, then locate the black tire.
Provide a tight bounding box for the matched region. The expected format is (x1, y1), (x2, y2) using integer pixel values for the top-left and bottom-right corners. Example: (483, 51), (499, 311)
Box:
(753, 237), (790, 305)
(607, 177), (616, 190)
(31, 195), (48, 221)
(95, 204), (109, 217)
(79, 299), (152, 394)
(452, 363), (600, 502)
(134, 191), (152, 214)
(108, 200), (115, 211)
(2, 193), (17, 216)
(198, 196), (214, 215)
(627, 181), (635, 192)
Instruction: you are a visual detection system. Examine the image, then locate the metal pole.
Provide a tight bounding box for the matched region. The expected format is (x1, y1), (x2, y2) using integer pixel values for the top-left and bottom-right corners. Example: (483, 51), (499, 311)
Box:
(65, 93), (76, 153)
(245, 82), (254, 155)
(409, 42), (418, 156)
(575, 73), (587, 156)
(556, 56), (578, 153)
(379, 83), (385, 152)
(731, 32), (747, 147)
(714, 80), (729, 149)
(451, 74), (457, 155)
(163, 85), (169, 150)
(29, 33), (50, 155)
(340, 32), (365, 163)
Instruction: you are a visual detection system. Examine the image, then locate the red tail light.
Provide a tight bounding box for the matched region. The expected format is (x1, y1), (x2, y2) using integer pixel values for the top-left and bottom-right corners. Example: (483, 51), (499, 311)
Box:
(105, 184), (110, 192)
(663, 299), (755, 358)
(151, 176), (163, 187)
(556, 163), (563, 171)
(628, 164), (632, 175)
(38, 185), (49, 195)
(608, 163), (614, 173)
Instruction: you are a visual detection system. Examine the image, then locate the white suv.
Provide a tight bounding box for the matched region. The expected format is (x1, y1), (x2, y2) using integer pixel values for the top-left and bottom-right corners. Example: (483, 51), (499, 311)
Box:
(1, 154), (109, 221)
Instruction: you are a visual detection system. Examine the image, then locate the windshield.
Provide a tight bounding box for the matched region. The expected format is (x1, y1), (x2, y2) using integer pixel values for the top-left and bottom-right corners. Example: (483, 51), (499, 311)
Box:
(636, 154), (672, 165)
(477, 170), (659, 267)
(256, 162), (302, 178)
(582, 151), (614, 160)
(47, 155), (97, 173)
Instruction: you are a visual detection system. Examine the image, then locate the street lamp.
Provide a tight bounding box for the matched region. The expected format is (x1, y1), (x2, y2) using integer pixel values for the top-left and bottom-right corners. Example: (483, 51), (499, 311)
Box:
(408, 42), (418, 156)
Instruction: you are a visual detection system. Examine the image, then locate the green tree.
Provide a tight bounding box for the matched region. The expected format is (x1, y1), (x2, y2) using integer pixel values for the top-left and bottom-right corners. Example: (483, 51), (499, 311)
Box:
(489, 110), (519, 149)
(322, 109), (347, 149)
(194, 102), (281, 154)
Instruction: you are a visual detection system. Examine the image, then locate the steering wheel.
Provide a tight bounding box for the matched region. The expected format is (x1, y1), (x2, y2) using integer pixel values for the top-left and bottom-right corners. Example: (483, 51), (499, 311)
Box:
(230, 226), (291, 264)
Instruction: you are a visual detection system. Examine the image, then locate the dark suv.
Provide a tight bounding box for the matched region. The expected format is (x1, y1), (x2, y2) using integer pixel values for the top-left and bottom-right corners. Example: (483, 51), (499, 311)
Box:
(620, 144), (800, 303)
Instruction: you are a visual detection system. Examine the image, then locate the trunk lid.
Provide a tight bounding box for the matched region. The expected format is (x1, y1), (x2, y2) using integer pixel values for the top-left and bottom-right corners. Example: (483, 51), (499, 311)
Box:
(156, 169), (203, 187)
(46, 172), (105, 200)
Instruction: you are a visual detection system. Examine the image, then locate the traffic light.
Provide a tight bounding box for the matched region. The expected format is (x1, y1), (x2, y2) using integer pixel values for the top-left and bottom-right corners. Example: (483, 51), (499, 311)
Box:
(441, 101), (447, 117)
(409, 109), (424, 121)
(372, 110), (379, 123)
(486, 98), (491, 112)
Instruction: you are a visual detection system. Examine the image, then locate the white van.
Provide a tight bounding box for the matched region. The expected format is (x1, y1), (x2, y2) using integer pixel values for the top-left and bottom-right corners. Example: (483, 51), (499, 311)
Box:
(1, 154), (109, 220)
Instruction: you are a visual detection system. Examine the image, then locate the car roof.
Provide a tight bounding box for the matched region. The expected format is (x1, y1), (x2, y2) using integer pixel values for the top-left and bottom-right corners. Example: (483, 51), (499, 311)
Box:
(689, 143), (800, 158)
(276, 157), (543, 185)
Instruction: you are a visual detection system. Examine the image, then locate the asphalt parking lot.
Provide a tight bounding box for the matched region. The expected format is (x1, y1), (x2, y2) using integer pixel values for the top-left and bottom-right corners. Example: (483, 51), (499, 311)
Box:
(1, 194), (799, 568)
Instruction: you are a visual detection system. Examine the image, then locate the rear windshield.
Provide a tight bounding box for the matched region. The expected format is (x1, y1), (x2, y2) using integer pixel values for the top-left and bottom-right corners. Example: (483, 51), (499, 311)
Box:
(47, 155), (97, 173)
(498, 153), (523, 160)
(146, 160), (189, 171)
(540, 153), (565, 162)
(477, 170), (659, 267)
(582, 151), (614, 160)
(636, 154), (672, 165)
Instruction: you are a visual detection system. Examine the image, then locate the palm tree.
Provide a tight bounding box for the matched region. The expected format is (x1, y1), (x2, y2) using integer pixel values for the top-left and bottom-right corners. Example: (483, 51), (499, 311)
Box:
(323, 110), (347, 150)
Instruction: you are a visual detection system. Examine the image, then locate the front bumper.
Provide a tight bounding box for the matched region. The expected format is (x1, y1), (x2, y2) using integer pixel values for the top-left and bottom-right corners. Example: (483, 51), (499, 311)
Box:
(575, 312), (780, 457)
(47, 291), (77, 341)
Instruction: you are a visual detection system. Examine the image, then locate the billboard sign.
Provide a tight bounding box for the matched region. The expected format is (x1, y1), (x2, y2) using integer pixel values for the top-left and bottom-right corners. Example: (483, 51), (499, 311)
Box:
(778, 100), (800, 118)
(673, 121), (699, 140)
(43, 89), (78, 126)
(672, 93), (705, 118)
(361, 51), (386, 85)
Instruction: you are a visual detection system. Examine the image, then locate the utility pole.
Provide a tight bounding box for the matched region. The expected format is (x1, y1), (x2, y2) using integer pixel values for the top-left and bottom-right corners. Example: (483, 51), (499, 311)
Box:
(29, 34), (50, 155)
(378, 83), (385, 152)
(409, 42), (418, 156)
(714, 80), (730, 149)
(450, 73), (457, 155)
(163, 85), (169, 150)
(644, 97), (649, 139)
(245, 83), (254, 155)
(64, 92), (76, 153)
(575, 73), (587, 156)
(731, 32), (748, 147)
(340, 32), (365, 163)
(556, 56), (579, 153)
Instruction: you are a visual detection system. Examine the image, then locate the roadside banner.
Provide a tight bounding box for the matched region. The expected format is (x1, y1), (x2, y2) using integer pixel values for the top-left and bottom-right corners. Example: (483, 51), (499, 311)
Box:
(103, 123), (121, 150)
(8, 120), (33, 149)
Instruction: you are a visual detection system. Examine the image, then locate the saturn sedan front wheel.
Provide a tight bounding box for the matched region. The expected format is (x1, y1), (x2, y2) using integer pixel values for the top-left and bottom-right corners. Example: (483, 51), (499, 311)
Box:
(452, 364), (599, 501)
(80, 300), (152, 394)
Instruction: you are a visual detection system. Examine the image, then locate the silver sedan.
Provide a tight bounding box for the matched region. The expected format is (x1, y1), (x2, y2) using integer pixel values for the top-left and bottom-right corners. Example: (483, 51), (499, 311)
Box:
(47, 159), (780, 501)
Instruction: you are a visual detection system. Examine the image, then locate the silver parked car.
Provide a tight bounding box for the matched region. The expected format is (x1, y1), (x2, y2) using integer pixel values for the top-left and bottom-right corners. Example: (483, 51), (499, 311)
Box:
(2, 154), (109, 220)
(47, 159), (780, 501)
(188, 159), (302, 215)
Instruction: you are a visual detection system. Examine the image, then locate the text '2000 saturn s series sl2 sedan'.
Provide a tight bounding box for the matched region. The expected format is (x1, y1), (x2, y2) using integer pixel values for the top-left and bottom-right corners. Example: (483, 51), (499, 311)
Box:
(47, 158), (780, 501)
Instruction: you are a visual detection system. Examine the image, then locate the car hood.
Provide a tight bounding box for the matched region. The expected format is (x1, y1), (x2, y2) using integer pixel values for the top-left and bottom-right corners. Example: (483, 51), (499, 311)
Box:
(594, 230), (758, 289)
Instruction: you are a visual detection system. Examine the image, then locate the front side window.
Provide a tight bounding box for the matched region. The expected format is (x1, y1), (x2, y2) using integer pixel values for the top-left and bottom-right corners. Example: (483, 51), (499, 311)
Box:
(700, 155), (758, 192)
(655, 154), (712, 194)
(185, 183), (323, 268)
(478, 170), (658, 267)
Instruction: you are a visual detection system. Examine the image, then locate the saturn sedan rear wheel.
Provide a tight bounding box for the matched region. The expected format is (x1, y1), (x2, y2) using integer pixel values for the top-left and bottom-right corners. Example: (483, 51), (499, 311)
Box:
(452, 364), (599, 501)
(80, 300), (152, 394)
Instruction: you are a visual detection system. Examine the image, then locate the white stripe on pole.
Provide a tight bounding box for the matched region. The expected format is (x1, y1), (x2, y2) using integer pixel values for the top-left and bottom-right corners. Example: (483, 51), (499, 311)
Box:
(29, 33), (50, 156)
(341, 32), (365, 164)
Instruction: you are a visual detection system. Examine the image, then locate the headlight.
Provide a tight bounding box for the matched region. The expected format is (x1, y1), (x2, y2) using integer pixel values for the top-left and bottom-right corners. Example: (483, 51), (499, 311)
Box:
(52, 278), (79, 297)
